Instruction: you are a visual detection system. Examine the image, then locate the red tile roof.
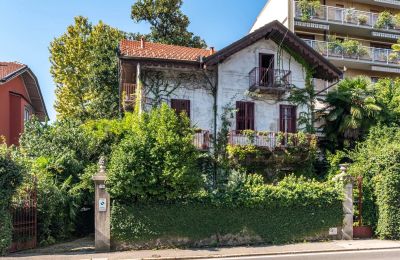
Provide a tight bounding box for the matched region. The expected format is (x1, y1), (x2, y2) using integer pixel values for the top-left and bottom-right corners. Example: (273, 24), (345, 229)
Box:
(0, 62), (26, 81)
(119, 39), (213, 62)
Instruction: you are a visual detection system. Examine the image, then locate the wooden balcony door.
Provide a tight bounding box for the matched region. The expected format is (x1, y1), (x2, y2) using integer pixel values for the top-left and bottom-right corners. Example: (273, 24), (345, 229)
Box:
(259, 54), (274, 87)
(236, 101), (255, 131)
(279, 105), (297, 133)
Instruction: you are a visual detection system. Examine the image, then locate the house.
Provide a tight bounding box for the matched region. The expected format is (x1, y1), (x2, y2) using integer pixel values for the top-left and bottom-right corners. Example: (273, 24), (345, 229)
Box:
(251, 0), (400, 83)
(0, 62), (47, 146)
(118, 21), (341, 149)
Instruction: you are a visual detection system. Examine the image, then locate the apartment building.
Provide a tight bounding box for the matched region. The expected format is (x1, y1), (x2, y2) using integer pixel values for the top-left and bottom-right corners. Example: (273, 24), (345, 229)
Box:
(252, 0), (400, 82)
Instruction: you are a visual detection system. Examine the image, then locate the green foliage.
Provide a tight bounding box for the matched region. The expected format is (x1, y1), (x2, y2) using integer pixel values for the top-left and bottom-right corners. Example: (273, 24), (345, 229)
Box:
(107, 104), (203, 203)
(19, 118), (110, 244)
(297, 0), (321, 21)
(0, 209), (12, 256)
(131, 0), (207, 48)
(348, 125), (400, 235)
(322, 76), (381, 150)
(226, 133), (318, 182)
(373, 78), (400, 125)
(111, 175), (342, 246)
(50, 16), (125, 121)
(375, 11), (395, 29)
(0, 143), (23, 255)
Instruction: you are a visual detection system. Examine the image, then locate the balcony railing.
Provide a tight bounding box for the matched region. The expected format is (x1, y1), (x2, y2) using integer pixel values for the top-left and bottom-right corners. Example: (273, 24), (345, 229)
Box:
(295, 2), (400, 31)
(249, 67), (292, 92)
(122, 83), (136, 102)
(303, 39), (400, 66)
(193, 130), (211, 150)
(228, 131), (315, 149)
(375, 0), (400, 6)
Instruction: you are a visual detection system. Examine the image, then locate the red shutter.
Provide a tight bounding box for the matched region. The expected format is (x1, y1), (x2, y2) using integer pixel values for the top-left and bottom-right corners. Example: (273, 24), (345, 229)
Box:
(280, 105), (297, 133)
(171, 99), (190, 119)
(236, 101), (255, 131)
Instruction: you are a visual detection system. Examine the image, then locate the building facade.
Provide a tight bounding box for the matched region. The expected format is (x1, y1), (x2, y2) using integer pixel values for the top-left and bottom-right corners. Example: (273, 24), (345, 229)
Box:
(118, 21), (341, 149)
(0, 62), (47, 146)
(251, 0), (400, 82)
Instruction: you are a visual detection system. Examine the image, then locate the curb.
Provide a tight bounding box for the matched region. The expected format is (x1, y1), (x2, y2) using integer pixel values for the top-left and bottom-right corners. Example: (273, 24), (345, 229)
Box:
(139, 246), (400, 260)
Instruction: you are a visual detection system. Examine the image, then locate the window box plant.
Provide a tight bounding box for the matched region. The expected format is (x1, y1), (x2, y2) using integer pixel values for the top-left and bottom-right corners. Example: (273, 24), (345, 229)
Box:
(297, 0), (321, 21)
(344, 8), (356, 23)
(375, 11), (395, 29)
(357, 14), (368, 25)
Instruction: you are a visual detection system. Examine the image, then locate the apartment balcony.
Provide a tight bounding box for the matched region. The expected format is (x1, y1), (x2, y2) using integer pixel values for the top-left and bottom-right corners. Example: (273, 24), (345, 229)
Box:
(355, 0), (400, 9)
(249, 68), (292, 94)
(294, 2), (400, 40)
(228, 131), (315, 149)
(303, 39), (400, 70)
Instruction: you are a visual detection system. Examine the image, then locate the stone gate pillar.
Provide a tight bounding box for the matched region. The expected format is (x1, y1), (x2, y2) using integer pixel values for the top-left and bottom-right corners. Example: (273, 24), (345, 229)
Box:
(334, 164), (354, 240)
(92, 156), (111, 252)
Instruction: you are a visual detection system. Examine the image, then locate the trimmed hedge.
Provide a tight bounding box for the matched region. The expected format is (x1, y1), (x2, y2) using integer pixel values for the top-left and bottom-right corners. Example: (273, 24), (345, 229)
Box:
(111, 176), (342, 247)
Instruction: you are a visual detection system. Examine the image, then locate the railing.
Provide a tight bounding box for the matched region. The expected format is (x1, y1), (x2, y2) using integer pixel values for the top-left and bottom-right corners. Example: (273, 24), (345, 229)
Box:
(122, 83), (136, 102)
(295, 2), (400, 31)
(193, 130), (211, 150)
(303, 39), (400, 65)
(249, 67), (292, 89)
(228, 131), (315, 149)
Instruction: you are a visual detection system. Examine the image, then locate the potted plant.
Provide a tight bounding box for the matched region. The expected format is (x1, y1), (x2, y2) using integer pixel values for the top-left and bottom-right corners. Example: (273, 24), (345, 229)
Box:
(375, 11), (395, 29)
(297, 0), (321, 21)
(389, 52), (399, 63)
(344, 8), (356, 23)
(357, 14), (368, 25)
(342, 39), (366, 58)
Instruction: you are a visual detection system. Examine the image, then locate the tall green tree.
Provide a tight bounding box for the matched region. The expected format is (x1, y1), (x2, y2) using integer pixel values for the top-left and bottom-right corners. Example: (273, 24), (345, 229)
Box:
(131, 0), (207, 48)
(321, 77), (381, 149)
(50, 16), (125, 121)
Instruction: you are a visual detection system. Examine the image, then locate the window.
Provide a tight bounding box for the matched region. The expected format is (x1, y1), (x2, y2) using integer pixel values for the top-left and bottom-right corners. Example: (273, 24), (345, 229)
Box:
(171, 99), (190, 119)
(24, 107), (31, 123)
(236, 101), (255, 131)
(279, 105), (297, 133)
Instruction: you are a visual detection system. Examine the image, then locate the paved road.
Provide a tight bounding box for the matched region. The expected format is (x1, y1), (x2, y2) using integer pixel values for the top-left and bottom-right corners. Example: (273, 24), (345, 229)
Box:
(213, 249), (400, 260)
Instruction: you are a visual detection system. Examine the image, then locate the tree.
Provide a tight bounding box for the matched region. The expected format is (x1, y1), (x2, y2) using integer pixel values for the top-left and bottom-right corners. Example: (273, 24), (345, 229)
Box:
(50, 16), (125, 121)
(373, 78), (400, 125)
(107, 104), (203, 203)
(131, 0), (207, 48)
(321, 77), (381, 149)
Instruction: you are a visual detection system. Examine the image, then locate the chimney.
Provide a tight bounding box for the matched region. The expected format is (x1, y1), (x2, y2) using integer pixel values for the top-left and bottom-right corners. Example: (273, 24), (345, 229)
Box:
(210, 47), (215, 55)
(140, 37), (145, 49)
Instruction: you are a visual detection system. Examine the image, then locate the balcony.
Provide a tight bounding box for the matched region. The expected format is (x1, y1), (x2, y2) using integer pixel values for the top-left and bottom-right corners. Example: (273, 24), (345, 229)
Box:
(228, 131), (315, 149)
(303, 39), (400, 69)
(193, 130), (211, 151)
(249, 68), (292, 94)
(294, 2), (400, 39)
(357, 0), (400, 9)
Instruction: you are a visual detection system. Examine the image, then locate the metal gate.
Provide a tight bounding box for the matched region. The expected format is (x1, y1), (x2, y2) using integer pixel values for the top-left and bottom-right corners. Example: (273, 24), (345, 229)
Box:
(9, 186), (37, 253)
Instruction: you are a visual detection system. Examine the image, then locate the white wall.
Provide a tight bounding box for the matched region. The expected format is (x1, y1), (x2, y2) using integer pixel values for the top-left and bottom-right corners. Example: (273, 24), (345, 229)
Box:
(216, 38), (307, 132)
(250, 0), (292, 33)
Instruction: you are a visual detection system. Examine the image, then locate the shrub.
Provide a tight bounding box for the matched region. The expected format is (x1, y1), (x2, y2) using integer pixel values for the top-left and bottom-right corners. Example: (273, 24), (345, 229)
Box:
(375, 11), (395, 29)
(297, 0), (321, 21)
(0, 209), (12, 256)
(0, 143), (24, 255)
(349, 125), (400, 235)
(111, 175), (342, 247)
(107, 104), (203, 203)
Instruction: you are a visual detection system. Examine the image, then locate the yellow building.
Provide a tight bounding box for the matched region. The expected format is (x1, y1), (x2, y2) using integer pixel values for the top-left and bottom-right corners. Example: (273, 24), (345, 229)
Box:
(252, 0), (400, 82)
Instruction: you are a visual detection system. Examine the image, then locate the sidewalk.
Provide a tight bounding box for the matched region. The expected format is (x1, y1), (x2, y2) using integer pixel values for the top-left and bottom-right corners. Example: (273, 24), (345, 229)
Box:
(4, 239), (400, 260)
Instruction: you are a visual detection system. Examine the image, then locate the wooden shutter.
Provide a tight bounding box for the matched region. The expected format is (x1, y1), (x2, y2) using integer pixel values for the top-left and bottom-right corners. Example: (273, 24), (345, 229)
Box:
(236, 101), (255, 131)
(171, 99), (190, 119)
(279, 105), (297, 133)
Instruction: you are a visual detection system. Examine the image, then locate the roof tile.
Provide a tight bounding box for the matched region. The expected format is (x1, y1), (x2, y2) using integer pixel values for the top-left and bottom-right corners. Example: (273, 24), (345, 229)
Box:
(0, 62), (26, 81)
(119, 39), (212, 62)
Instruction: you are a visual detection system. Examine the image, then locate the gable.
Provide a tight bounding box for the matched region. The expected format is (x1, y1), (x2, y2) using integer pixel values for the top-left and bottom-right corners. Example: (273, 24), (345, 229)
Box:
(205, 20), (342, 81)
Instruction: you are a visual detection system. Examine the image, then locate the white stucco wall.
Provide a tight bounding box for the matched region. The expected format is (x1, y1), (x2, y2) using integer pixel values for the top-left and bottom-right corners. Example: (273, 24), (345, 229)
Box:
(216, 38), (307, 132)
(250, 0), (292, 33)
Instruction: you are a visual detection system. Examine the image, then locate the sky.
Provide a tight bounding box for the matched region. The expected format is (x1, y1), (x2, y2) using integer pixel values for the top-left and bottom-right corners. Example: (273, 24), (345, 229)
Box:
(0, 0), (266, 121)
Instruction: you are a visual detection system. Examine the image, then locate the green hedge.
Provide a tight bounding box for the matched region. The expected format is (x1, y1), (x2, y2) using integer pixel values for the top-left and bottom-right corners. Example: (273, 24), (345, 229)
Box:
(111, 176), (342, 247)
(112, 202), (341, 247)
